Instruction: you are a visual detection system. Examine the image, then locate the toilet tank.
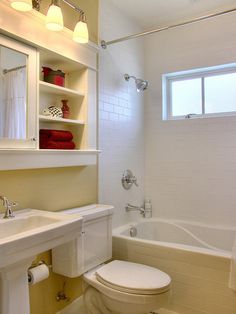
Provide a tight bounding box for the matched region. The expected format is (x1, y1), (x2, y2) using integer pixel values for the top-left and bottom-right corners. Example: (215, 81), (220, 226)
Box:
(52, 204), (113, 278)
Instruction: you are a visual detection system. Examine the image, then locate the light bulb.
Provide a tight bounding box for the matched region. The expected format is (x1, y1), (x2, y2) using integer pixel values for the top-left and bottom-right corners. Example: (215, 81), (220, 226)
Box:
(73, 20), (89, 44)
(10, 0), (32, 12)
(46, 4), (63, 31)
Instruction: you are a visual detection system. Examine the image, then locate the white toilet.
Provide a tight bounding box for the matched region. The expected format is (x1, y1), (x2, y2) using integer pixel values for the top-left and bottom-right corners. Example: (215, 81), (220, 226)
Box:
(52, 204), (171, 314)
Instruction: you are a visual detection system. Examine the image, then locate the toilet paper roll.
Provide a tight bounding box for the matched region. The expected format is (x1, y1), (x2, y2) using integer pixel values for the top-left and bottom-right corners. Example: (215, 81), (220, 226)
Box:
(28, 264), (49, 285)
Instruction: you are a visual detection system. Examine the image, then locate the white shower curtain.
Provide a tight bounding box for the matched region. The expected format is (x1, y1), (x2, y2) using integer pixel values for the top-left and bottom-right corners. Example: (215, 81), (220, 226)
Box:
(3, 67), (26, 139)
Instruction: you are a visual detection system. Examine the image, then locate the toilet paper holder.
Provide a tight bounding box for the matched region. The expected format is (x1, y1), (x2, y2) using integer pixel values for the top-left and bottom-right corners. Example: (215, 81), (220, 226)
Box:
(28, 260), (51, 284)
(28, 260), (51, 270)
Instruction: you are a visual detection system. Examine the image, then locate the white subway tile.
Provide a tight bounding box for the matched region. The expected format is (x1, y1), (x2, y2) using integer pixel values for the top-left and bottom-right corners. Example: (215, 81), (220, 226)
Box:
(99, 111), (109, 120)
(103, 102), (114, 112)
(108, 112), (119, 121)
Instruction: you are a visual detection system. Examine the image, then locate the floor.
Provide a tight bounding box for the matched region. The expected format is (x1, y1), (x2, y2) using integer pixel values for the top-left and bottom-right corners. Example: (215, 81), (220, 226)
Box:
(56, 299), (179, 314)
(159, 309), (178, 314)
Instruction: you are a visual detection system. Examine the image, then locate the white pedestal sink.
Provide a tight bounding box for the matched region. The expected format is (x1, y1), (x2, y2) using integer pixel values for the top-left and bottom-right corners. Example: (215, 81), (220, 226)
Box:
(0, 209), (83, 314)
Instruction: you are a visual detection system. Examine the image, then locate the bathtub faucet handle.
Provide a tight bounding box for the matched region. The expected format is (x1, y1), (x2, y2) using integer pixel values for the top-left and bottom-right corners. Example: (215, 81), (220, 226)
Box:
(122, 170), (139, 190)
(132, 176), (139, 187)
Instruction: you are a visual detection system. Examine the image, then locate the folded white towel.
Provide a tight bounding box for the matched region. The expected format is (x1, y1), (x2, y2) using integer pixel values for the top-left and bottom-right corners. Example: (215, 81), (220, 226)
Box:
(229, 235), (236, 290)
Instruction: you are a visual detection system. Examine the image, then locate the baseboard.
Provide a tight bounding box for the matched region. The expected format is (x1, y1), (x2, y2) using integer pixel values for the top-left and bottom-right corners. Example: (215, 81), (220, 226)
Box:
(56, 296), (87, 314)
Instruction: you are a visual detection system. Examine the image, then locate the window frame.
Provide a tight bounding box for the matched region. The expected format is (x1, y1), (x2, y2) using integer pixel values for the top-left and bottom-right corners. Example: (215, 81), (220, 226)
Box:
(163, 64), (236, 120)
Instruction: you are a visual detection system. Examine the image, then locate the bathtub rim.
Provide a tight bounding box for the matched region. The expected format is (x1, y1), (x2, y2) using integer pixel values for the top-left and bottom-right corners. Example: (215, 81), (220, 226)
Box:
(112, 218), (234, 259)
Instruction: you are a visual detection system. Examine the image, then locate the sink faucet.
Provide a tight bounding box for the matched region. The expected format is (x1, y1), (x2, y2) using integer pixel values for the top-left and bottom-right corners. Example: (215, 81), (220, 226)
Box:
(0, 196), (17, 219)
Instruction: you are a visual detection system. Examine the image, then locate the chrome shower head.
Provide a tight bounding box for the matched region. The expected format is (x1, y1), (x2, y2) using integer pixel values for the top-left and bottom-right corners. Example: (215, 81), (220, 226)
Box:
(124, 73), (148, 92)
(135, 78), (148, 92)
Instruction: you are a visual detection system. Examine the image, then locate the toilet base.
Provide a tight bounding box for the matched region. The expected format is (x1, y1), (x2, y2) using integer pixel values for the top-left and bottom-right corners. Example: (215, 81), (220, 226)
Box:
(84, 286), (170, 314)
(84, 286), (111, 314)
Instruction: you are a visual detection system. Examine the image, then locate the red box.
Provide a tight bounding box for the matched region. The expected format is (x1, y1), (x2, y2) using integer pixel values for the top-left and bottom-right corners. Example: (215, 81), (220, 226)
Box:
(42, 67), (65, 87)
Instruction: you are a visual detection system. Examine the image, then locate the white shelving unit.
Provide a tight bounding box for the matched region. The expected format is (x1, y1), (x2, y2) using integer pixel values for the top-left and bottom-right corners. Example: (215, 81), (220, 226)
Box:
(38, 48), (97, 155)
(0, 1), (99, 170)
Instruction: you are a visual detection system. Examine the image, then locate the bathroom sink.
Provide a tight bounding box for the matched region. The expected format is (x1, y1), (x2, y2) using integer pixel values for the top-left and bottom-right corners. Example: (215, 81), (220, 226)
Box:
(0, 215), (60, 238)
(0, 208), (83, 314)
(0, 209), (83, 268)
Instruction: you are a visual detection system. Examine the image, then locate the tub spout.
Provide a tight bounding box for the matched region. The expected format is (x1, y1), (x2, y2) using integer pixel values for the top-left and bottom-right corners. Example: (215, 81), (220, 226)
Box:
(125, 203), (145, 217)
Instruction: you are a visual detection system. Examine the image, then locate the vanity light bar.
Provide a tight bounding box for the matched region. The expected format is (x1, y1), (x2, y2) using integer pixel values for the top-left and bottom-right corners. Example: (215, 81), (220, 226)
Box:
(60, 0), (89, 44)
(10, 0), (89, 44)
(61, 0), (83, 14)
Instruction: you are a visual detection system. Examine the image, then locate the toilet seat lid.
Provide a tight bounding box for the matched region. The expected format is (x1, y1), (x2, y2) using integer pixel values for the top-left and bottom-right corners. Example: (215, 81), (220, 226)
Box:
(95, 260), (171, 295)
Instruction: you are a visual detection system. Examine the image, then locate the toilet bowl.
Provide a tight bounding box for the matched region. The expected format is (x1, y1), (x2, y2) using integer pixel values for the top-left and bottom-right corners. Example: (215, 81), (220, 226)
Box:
(83, 260), (171, 314)
(52, 204), (172, 314)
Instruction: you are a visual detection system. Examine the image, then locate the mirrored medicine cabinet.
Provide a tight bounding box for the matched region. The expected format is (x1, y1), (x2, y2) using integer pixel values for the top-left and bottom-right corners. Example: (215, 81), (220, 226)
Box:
(0, 34), (37, 149)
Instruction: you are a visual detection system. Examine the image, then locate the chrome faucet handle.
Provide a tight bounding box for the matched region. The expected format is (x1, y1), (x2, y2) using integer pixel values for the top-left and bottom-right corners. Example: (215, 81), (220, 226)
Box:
(8, 201), (18, 207)
(0, 196), (17, 219)
(122, 170), (139, 190)
(0, 196), (18, 207)
(0, 196), (8, 207)
(132, 176), (139, 187)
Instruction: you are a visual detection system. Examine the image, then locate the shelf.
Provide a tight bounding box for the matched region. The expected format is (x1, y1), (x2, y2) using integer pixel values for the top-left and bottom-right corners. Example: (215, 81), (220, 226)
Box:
(39, 81), (85, 98)
(0, 149), (100, 170)
(40, 50), (86, 72)
(39, 115), (85, 125)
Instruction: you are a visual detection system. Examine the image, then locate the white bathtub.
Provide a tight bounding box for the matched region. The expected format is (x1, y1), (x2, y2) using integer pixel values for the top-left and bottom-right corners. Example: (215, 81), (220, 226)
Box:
(113, 218), (236, 256)
(112, 219), (236, 314)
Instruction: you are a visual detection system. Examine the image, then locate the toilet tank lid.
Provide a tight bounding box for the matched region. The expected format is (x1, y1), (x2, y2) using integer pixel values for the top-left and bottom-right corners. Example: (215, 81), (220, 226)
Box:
(59, 204), (114, 221)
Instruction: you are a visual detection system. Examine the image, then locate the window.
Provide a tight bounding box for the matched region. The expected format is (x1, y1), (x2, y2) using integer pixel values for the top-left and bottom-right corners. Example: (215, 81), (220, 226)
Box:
(163, 64), (236, 120)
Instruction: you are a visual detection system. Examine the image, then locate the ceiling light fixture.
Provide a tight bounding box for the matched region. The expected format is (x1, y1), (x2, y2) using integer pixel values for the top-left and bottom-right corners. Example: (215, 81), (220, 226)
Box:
(10, 0), (89, 44)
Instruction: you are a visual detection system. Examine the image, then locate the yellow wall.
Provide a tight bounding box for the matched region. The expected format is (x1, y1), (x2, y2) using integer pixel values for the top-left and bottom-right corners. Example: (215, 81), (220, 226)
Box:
(0, 165), (97, 314)
(0, 166), (97, 212)
(30, 252), (84, 314)
(0, 1), (99, 312)
(39, 0), (99, 44)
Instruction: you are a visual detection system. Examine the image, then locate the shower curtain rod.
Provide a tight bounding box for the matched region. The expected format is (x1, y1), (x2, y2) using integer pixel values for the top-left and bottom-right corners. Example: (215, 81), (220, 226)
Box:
(3, 65), (26, 74)
(101, 7), (236, 49)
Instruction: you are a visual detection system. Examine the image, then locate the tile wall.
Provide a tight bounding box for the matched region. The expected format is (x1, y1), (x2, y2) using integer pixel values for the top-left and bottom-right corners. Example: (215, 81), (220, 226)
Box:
(99, 0), (145, 227)
(144, 12), (236, 226)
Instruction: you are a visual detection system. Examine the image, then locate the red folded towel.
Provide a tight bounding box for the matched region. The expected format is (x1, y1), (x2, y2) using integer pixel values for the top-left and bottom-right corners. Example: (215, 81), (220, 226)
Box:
(40, 140), (75, 150)
(40, 129), (73, 142)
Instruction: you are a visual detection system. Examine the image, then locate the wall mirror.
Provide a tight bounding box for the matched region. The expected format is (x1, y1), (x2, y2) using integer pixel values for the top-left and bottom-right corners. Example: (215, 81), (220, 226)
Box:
(0, 45), (27, 139)
(0, 35), (37, 149)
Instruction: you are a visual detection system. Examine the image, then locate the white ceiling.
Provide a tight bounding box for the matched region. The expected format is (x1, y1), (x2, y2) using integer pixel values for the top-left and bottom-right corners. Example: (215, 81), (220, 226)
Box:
(108, 0), (236, 29)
